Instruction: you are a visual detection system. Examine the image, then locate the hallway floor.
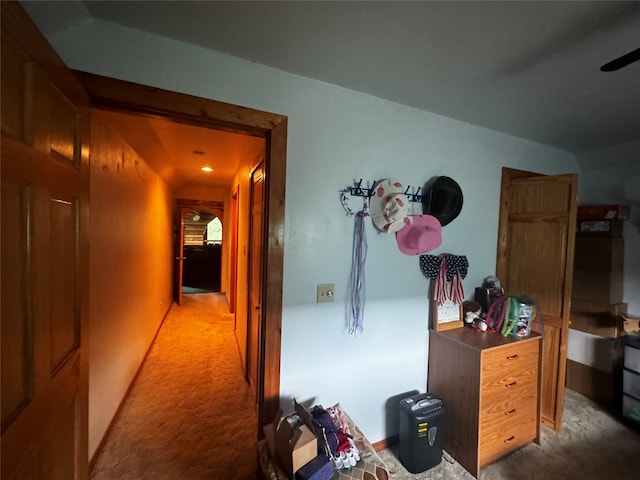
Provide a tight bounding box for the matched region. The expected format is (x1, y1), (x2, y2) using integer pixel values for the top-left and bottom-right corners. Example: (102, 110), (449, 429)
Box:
(90, 293), (258, 480)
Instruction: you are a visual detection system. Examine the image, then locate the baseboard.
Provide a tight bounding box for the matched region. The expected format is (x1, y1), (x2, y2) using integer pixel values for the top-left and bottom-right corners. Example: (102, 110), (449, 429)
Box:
(372, 434), (398, 452)
(89, 302), (174, 471)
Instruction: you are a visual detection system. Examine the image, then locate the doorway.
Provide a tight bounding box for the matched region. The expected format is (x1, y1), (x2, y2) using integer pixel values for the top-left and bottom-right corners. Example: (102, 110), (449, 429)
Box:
(75, 71), (287, 433)
(175, 200), (225, 304)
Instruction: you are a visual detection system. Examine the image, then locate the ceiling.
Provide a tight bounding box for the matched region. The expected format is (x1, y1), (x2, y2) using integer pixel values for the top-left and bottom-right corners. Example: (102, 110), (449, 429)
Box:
(93, 110), (265, 189)
(20, 0), (640, 181)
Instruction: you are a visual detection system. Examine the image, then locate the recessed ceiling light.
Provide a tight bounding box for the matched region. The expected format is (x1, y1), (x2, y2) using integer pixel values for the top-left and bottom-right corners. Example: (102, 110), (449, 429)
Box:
(201, 166), (213, 172)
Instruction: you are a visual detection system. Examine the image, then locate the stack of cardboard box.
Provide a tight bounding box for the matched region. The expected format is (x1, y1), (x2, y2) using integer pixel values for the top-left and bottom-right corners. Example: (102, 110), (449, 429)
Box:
(567, 205), (628, 407)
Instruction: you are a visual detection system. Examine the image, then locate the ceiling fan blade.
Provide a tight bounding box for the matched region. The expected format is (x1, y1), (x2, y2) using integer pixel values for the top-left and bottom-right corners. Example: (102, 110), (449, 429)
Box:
(600, 47), (640, 71)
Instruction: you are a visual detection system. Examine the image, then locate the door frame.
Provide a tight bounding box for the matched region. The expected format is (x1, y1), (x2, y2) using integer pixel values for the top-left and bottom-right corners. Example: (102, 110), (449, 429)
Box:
(74, 71), (287, 432)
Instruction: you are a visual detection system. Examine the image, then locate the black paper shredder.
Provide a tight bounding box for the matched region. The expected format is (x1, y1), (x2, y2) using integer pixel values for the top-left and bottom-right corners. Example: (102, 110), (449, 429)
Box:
(399, 392), (446, 474)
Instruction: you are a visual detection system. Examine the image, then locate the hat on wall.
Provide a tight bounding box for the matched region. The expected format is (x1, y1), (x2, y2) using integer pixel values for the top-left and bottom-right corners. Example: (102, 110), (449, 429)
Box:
(369, 179), (411, 233)
(422, 176), (463, 227)
(395, 214), (442, 255)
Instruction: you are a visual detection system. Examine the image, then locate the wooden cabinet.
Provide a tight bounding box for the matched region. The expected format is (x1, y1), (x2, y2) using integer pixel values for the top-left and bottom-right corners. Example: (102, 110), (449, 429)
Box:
(428, 328), (542, 478)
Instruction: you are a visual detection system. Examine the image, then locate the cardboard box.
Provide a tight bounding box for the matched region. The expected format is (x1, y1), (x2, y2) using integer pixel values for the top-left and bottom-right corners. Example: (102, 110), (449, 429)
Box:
(571, 299), (627, 317)
(566, 333), (625, 407)
(572, 270), (623, 304)
(569, 300), (628, 338)
(263, 401), (318, 479)
(566, 359), (622, 408)
(573, 237), (623, 272)
(577, 220), (623, 237)
(577, 204), (630, 221)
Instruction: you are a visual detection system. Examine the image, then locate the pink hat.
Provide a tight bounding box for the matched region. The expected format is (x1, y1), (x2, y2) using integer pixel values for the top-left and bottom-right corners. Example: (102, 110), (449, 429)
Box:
(395, 214), (442, 255)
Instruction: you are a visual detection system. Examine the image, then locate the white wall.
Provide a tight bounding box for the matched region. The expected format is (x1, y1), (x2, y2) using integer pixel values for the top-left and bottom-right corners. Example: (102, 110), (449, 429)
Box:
(49, 19), (579, 443)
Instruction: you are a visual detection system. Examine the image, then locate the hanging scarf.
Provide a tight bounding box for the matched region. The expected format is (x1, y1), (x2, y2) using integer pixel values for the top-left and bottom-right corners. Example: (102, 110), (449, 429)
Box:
(347, 209), (368, 334)
(420, 254), (468, 305)
(340, 186), (369, 335)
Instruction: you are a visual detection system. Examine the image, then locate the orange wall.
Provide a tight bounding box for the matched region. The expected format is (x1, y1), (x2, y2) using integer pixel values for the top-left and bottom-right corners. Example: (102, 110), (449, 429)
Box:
(88, 113), (175, 459)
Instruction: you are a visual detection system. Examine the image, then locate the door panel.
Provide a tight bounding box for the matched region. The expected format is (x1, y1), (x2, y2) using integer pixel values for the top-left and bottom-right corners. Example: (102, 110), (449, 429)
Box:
(1, 183), (30, 428)
(540, 325), (561, 423)
(1, 3), (90, 478)
(496, 168), (577, 431)
(505, 221), (568, 317)
(48, 197), (80, 372)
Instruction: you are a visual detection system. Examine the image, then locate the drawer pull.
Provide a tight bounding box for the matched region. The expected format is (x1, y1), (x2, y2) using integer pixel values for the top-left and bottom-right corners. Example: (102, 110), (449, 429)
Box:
(505, 408), (516, 415)
(506, 354), (518, 360)
(504, 435), (515, 443)
(506, 381), (517, 387)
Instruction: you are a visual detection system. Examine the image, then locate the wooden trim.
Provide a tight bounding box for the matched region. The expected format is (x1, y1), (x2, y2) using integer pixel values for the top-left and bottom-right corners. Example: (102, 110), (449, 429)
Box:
(555, 173), (578, 430)
(72, 70), (285, 137)
(74, 72), (287, 438)
(261, 118), (287, 427)
(372, 434), (398, 453)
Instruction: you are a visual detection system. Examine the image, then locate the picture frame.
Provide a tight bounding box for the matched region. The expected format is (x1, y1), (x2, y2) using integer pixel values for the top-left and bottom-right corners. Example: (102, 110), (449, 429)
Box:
(431, 299), (463, 331)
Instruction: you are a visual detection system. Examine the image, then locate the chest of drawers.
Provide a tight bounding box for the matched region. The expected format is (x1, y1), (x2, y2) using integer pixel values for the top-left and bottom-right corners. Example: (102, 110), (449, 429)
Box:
(428, 328), (542, 478)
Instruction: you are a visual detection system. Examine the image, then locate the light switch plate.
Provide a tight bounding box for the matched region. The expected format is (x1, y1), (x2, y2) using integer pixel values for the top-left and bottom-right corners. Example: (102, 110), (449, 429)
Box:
(317, 284), (335, 303)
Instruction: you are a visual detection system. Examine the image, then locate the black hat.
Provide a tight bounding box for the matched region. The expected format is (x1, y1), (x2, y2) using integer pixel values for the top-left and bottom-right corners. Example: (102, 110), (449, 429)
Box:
(422, 176), (463, 226)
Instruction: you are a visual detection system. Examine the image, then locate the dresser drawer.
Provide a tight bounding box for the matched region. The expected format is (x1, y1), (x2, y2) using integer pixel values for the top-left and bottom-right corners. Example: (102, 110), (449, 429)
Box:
(481, 340), (539, 389)
(480, 383), (538, 431)
(481, 362), (538, 397)
(479, 415), (537, 467)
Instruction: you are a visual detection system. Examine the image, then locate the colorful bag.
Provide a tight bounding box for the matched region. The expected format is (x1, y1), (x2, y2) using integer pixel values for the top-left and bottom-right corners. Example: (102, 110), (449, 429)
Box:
(485, 294), (542, 338)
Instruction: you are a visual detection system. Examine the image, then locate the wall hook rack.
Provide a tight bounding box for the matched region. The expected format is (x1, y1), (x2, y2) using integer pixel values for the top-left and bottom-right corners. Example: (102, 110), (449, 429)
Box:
(346, 179), (428, 203)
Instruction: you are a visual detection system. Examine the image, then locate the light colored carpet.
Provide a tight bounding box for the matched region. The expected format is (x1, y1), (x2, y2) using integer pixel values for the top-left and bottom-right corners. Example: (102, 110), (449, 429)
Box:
(90, 293), (258, 480)
(378, 388), (640, 479)
(90, 293), (640, 479)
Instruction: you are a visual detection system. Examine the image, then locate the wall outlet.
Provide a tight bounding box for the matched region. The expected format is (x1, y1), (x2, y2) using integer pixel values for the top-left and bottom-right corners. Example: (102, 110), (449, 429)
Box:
(317, 284), (335, 303)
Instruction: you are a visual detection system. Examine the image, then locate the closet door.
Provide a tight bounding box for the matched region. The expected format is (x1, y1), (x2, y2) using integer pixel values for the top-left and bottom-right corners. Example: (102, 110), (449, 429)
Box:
(496, 167), (578, 430)
(1, 3), (90, 478)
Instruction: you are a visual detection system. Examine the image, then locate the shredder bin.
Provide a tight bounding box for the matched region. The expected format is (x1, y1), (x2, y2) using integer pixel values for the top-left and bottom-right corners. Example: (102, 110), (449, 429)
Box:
(399, 392), (446, 474)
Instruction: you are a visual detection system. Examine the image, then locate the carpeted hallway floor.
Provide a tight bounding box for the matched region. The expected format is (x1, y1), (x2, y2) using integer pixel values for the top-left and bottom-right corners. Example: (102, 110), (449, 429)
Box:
(90, 293), (258, 480)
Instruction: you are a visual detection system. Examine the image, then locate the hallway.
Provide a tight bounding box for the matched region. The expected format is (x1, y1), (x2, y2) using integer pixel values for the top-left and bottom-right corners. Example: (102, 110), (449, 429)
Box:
(90, 293), (258, 480)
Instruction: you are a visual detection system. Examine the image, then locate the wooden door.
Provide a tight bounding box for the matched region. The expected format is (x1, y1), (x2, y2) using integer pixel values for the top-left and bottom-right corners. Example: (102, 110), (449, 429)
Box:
(174, 207), (186, 305)
(247, 164), (265, 400)
(496, 167), (578, 430)
(230, 187), (239, 316)
(1, 3), (90, 478)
